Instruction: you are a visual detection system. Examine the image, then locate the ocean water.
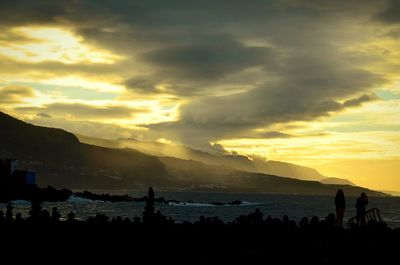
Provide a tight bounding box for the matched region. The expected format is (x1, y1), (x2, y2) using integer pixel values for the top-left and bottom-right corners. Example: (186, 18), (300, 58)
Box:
(2, 191), (400, 228)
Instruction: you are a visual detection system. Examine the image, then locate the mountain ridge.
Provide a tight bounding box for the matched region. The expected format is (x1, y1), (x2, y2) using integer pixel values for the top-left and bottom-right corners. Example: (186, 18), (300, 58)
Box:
(77, 134), (325, 181)
(0, 111), (386, 196)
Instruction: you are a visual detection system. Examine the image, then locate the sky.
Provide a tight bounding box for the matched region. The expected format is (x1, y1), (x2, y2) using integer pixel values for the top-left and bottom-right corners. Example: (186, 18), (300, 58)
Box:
(0, 0), (399, 190)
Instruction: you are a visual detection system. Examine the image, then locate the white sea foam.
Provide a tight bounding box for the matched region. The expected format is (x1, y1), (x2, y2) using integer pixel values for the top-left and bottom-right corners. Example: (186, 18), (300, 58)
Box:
(240, 201), (262, 206)
(67, 195), (96, 203)
(11, 200), (30, 205)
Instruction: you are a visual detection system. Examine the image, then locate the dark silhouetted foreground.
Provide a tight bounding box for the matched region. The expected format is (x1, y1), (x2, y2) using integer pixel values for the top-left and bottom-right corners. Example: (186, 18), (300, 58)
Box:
(0, 188), (398, 263)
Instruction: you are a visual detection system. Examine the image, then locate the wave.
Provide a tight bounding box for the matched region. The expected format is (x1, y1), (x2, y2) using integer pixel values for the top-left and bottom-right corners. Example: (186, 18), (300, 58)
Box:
(67, 195), (97, 204)
(239, 201), (263, 206)
(11, 200), (31, 205)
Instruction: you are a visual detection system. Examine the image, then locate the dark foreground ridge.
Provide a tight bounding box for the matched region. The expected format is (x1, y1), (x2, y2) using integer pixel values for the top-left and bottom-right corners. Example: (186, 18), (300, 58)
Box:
(0, 188), (398, 263)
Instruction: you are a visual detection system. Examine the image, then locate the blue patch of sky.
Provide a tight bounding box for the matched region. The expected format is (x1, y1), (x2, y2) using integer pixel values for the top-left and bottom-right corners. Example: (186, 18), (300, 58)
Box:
(376, 89), (400, 100)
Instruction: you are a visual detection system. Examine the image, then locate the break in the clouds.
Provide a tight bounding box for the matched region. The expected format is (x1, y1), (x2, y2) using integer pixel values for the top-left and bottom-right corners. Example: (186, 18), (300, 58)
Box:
(0, 0), (399, 148)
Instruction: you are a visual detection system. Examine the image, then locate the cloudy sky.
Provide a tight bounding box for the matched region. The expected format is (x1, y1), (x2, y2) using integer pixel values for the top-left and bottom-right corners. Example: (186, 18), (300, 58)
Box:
(1, 0), (400, 190)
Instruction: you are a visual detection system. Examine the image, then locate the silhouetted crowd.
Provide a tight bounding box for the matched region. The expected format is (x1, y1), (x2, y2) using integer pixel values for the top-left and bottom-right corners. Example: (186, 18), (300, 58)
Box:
(0, 188), (390, 230)
(0, 188), (398, 264)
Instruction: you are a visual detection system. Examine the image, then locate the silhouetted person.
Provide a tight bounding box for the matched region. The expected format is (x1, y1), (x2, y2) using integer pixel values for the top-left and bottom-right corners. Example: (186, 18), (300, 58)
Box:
(6, 202), (13, 223)
(40, 209), (51, 223)
(0, 210), (5, 224)
(299, 217), (309, 228)
(325, 213), (336, 226)
(143, 187), (156, 223)
(283, 215), (289, 225)
(67, 212), (76, 223)
(93, 213), (109, 223)
(51, 207), (61, 223)
(310, 216), (320, 227)
(195, 215), (206, 225)
(248, 208), (263, 224)
(356, 192), (368, 226)
(28, 200), (42, 222)
(265, 215), (273, 226)
(335, 189), (346, 227)
(15, 213), (23, 224)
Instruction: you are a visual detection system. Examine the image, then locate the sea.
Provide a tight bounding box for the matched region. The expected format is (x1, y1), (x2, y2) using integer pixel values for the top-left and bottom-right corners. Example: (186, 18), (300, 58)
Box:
(2, 191), (400, 228)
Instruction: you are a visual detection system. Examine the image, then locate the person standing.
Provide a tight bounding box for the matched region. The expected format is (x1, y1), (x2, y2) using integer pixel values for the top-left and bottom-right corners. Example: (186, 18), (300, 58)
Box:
(356, 192), (368, 225)
(335, 189), (346, 227)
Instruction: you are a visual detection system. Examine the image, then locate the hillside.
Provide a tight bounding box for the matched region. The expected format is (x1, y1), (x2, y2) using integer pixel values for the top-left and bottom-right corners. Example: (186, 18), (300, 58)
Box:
(78, 135), (324, 181)
(252, 159), (324, 181)
(0, 111), (386, 196)
(158, 157), (384, 196)
(0, 111), (169, 189)
(320, 177), (356, 186)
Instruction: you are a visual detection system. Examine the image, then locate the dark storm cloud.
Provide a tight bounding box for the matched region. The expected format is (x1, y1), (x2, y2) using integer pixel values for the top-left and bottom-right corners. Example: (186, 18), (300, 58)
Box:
(375, 0), (400, 24)
(16, 103), (146, 119)
(146, 65), (384, 145)
(141, 36), (276, 81)
(125, 36), (277, 95)
(177, 62), (383, 127)
(1, 0), (390, 145)
(0, 0), (67, 25)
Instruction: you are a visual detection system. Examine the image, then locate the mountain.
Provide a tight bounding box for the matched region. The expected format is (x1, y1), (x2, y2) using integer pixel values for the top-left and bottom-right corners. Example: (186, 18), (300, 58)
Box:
(0, 111), (386, 196)
(378, 190), (400, 197)
(0, 111), (169, 189)
(252, 159), (324, 181)
(158, 157), (383, 196)
(78, 135), (324, 181)
(320, 177), (356, 186)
